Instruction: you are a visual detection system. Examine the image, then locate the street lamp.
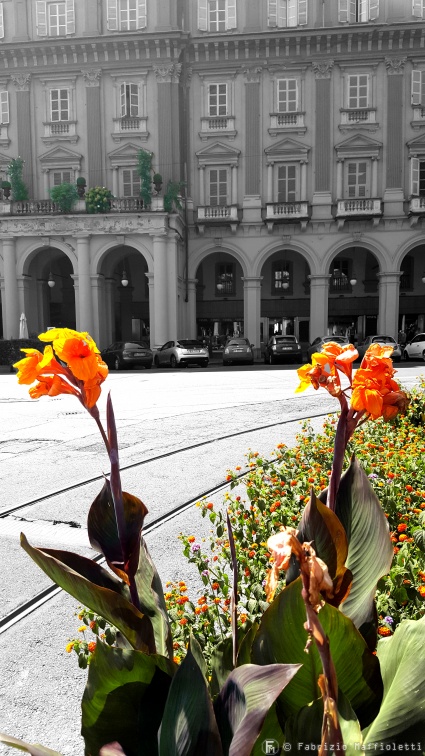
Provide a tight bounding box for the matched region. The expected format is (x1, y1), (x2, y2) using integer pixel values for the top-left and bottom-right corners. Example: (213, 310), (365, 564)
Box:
(121, 268), (129, 287)
(47, 271), (55, 288)
(350, 277), (357, 286)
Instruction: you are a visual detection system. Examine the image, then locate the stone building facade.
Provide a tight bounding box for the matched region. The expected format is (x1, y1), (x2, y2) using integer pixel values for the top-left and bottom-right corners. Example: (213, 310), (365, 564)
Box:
(0, 0), (424, 354)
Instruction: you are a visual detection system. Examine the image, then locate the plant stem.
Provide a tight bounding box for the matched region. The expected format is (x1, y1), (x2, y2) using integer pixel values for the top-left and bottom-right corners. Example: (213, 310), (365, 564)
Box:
(327, 396), (349, 512)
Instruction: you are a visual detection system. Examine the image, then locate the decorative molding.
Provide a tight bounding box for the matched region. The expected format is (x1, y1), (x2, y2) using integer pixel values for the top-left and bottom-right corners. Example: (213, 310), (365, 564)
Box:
(153, 63), (182, 84)
(10, 73), (31, 91)
(0, 215), (169, 237)
(242, 67), (262, 83)
(385, 57), (407, 75)
(81, 68), (102, 87)
(312, 60), (334, 79)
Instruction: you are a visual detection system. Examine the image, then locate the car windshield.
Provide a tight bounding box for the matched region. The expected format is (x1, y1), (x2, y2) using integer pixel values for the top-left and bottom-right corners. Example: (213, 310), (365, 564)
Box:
(324, 337), (346, 343)
(371, 336), (395, 344)
(227, 339), (248, 346)
(177, 340), (203, 347)
(123, 342), (149, 349)
(274, 336), (297, 343)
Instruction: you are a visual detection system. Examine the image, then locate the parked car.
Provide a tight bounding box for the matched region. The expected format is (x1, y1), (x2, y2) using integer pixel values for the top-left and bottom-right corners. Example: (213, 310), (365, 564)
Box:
(403, 333), (425, 361)
(223, 337), (254, 366)
(263, 335), (303, 365)
(357, 335), (402, 362)
(306, 335), (349, 361)
(154, 340), (209, 368)
(101, 341), (153, 370)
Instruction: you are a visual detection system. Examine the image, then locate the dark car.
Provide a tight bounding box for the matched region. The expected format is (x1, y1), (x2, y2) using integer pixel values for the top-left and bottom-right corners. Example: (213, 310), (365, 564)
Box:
(101, 341), (153, 370)
(154, 340), (209, 368)
(222, 337), (254, 366)
(263, 335), (303, 365)
(306, 335), (349, 361)
(357, 335), (402, 362)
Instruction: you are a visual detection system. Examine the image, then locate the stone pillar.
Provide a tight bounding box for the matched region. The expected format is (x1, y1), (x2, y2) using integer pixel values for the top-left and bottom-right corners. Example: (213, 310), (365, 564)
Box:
(152, 235), (169, 347)
(91, 274), (104, 347)
(231, 165), (238, 205)
(104, 278), (116, 345)
(42, 169), (50, 199)
(112, 166), (119, 197)
(311, 61), (334, 220)
(153, 64), (182, 187)
(82, 70), (103, 188)
(242, 277), (262, 359)
(243, 67), (262, 221)
(11, 74), (33, 196)
(199, 166), (205, 205)
(372, 157), (379, 197)
(383, 58), (406, 216)
(377, 272), (400, 338)
(185, 279), (198, 339)
(300, 161), (307, 201)
(145, 272), (155, 349)
(83, 0), (100, 35)
(12, 0), (29, 41)
(2, 237), (20, 339)
(76, 235), (94, 335)
(336, 160), (343, 199)
(166, 233), (179, 341)
(309, 275), (331, 342)
(267, 163), (273, 203)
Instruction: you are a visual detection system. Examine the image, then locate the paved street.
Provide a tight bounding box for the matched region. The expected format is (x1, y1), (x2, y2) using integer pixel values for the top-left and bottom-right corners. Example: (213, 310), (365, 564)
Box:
(1, 361), (424, 754)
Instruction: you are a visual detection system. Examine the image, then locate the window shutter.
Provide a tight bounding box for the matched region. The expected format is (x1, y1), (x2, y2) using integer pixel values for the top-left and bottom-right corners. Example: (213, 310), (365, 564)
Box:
(123, 169), (132, 197)
(268, 0), (278, 26)
(66, 0), (75, 34)
(412, 0), (423, 17)
(130, 83), (139, 116)
(36, 1), (47, 36)
(338, 0), (355, 22)
(0, 91), (8, 124)
(412, 70), (422, 105)
(120, 83), (126, 116)
(349, 0), (356, 21)
(226, 0), (237, 29)
(298, 0), (307, 25)
(198, 0), (207, 30)
(137, 0), (147, 28)
(0, 4), (4, 40)
(369, 0), (379, 20)
(107, 0), (118, 31)
(411, 157), (420, 196)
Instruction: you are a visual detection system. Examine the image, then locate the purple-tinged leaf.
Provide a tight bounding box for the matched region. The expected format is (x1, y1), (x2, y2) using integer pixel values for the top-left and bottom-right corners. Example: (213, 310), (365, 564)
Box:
(99, 744), (126, 756)
(0, 733), (62, 755)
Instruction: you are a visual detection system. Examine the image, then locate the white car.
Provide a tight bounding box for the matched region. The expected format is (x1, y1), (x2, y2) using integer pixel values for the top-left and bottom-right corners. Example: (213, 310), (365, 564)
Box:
(403, 333), (425, 361)
(154, 340), (209, 368)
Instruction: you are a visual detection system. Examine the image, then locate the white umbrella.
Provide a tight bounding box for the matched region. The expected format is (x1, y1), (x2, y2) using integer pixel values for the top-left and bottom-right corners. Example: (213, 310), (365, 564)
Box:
(19, 312), (28, 339)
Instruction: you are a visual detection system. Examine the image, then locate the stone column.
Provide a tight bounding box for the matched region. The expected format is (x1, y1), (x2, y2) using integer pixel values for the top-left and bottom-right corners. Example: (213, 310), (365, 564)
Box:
(152, 235), (169, 347)
(372, 157), (378, 197)
(267, 163), (273, 203)
(83, 0), (100, 35)
(377, 272), (400, 338)
(104, 278), (116, 345)
(185, 279), (198, 339)
(145, 272), (155, 349)
(112, 166), (119, 197)
(309, 275), (331, 342)
(243, 67), (262, 220)
(12, 0), (29, 41)
(231, 165), (238, 205)
(166, 233), (179, 341)
(384, 58), (406, 216)
(11, 74), (33, 197)
(42, 169), (50, 199)
(82, 69), (103, 188)
(90, 274), (104, 347)
(242, 277), (262, 359)
(336, 160), (343, 199)
(76, 235), (94, 335)
(311, 61), (334, 220)
(153, 64), (182, 187)
(199, 166), (205, 205)
(300, 161), (307, 201)
(2, 237), (20, 339)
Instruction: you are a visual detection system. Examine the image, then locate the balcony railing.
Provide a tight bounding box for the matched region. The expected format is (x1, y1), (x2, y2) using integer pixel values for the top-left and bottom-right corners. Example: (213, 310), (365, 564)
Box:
(265, 201), (309, 231)
(196, 204), (239, 233)
(0, 196), (148, 216)
(43, 121), (77, 139)
(411, 106), (425, 126)
(112, 117), (149, 141)
(336, 198), (382, 217)
(199, 116), (236, 139)
(268, 112), (306, 135)
(409, 197), (425, 214)
(340, 109), (376, 125)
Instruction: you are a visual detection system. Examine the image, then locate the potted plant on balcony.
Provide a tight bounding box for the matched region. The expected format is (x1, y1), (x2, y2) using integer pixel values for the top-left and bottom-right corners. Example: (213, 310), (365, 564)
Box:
(137, 148), (153, 207)
(164, 180), (184, 213)
(7, 157), (29, 201)
(76, 176), (87, 198)
(49, 182), (79, 213)
(85, 186), (113, 213)
(152, 172), (163, 193)
(1, 180), (11, 200)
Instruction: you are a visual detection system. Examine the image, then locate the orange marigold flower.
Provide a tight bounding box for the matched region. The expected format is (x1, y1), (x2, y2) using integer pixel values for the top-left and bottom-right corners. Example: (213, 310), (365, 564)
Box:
(406, 485), (413, 492)
(418, 585), (425, 598)
(187, 536), (196, 543)
(197, 596), (207, 605)
(213, 597), (221, 604)
(378, 626), (392, 637)
(212, 582), (219, 590)
(388, 472), (395, 479)
(206, 502), (214, 510)
(239, 614), (248, 623)
(195, 606), (202, 615)
(87, 641), (96, 654)
(201, 604), (209, 613)
(397, 523), (408, 532)
(398, 534), (408, 542)
(179, 618), (188, 626)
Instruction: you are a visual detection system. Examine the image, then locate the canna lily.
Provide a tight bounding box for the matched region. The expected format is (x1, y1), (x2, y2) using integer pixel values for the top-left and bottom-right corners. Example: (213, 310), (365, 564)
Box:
(29, 374), (80, 401)
(38, 328), (101, 382)
(296, 342), (358, 397)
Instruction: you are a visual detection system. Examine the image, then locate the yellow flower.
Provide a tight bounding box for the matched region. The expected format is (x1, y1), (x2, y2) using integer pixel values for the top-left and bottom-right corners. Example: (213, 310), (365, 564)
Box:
(78, 625), (87, 633)
(65, 642), (74, 653)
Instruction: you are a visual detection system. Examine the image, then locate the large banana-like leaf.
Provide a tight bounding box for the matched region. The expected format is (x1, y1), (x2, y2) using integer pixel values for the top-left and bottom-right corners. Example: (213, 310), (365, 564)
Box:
(336, 457), (394, 630)
(0, 734), (62, 756)
(363, 616), (425, 748)
(214, 663), (301, 756)
(159, 636), (223, 756)
(133, 538), (173, 659)
(21, 534), (151, 651)
(251, 579), (382, 729)
(82, 642), (175, 756)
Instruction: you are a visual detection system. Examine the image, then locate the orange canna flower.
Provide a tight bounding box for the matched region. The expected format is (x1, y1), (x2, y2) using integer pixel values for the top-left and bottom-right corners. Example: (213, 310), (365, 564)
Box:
(29, 375), (79, 401)
(39, 329), (100, 382)
(320, 341), (359, 380)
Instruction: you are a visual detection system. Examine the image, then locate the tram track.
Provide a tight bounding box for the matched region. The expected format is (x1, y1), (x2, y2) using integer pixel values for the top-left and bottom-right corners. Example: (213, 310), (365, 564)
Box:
(0, 404), (335, 635)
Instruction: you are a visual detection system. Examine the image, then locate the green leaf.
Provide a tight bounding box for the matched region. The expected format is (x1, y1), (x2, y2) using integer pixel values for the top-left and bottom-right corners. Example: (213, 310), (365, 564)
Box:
(0, 733), (62, 755)
(134, 538), (173, 658)
(413, 529), (425, 553)
(20, 534), (150, 651)
(284, 698), (323, 750)
(236, 624), (259, 668)
(336, 457), (394, 630)
(210, 636), (236, 698)
(249, 705), (285, 756)
(159, 636), (223, 756)
(251, 579), (382, 729)
(363, 616), (425, 748)
(214, 663), (301, 756)
(81, 641), (174, 756)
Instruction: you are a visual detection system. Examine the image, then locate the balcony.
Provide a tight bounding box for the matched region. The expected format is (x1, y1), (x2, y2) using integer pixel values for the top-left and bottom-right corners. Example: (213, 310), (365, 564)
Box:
(339, 109), (378, 132)
(409, 197), (425, 214)
(112, 116), (149, 142)
(196, 204), (239, 234)
(0, 197), (146, 215)
(42, 121), (78, 143)
(265, 201), (309, 232)
(336, 198), (382, 227)
(411, 106), (425, 130)
(199, 116), (236, 140)
(268, 112), (306, 136)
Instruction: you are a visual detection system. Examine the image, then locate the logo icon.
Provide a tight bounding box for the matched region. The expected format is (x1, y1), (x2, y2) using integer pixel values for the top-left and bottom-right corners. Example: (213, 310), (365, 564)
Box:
(262, 741), (280, 755)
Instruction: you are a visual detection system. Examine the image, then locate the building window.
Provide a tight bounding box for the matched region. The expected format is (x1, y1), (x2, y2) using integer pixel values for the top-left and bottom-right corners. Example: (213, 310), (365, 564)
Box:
(122, 168), (140, 197)
(120, 83), (139, 117)
(331, 260), (352, 292)
(412, 70), (425, 106)
(400, 256), (413, 291)
(208, 84), (228, 116)
(198, 0), (237, 32)
(277, 79), (299, 113)
(338, 0), (379, 22)
(208, 168), (228, 206)
(345, 160), (369, 198)
(268, 0), (307, 27)
(215, 263), (235, 296)
(348, 74), (369, 109)
(277, 164), (298, 203)
(413, 0), (425, 18)
(36, 0), (75, 37)
(50, 89), (69, 121)
(410, 158), (425, 197)
(52, 170), (73, 185)
(0, 91), (9, 124)
(272, 260), (293, 295)
(107, 0), (147, 31)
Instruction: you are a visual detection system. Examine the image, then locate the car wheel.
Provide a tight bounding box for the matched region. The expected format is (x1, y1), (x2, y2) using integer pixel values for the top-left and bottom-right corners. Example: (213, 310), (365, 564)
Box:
(170, 355), (177, 369)
(201, 360), (208, 368)
(223, 360), (228, 366)
(113, 356), (121, 371)
(422, 350), (425, 362)
(145, 363), (152, 369)
(268, 353), (274, 365)
(403, 350), (409, 361)
(154, 355), (160, 367)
